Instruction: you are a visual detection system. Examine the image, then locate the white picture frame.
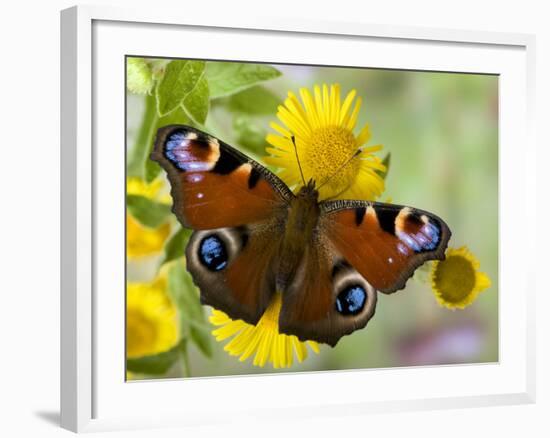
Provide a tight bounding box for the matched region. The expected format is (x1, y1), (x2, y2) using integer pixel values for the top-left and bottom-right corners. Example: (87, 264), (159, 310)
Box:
(60, 5), (536, 433)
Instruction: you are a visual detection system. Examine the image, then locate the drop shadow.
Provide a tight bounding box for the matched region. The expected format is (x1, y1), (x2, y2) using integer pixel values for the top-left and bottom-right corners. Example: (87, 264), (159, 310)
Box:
(34, 410), (60, 427)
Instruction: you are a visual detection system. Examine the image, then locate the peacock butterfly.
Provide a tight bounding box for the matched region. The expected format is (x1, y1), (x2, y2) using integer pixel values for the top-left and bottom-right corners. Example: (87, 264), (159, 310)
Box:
(151, 125), (451, 346)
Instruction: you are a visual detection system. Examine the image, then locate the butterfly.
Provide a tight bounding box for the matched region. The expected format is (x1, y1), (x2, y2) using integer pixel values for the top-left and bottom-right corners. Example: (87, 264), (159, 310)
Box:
(151, 125), (451, 346)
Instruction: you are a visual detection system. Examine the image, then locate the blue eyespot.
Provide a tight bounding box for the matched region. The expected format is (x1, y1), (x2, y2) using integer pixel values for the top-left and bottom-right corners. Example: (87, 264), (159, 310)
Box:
(198, 235), (228, 271)
(165, 131), (187, 169)
(335, 285), (367, 315)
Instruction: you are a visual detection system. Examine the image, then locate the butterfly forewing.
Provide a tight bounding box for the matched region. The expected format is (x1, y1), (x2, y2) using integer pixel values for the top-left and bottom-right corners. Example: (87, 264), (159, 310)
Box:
(320, 200), (451, 293)
(151, 125), (292, 324)
(150, 125), (293, 230)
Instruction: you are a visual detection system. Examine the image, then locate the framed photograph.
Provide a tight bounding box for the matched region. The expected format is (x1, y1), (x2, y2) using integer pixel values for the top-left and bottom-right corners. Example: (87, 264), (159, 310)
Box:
(61, 5), (536, 432)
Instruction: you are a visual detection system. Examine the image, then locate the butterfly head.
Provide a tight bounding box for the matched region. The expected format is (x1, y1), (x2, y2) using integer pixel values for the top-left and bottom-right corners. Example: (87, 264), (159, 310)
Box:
(297, 178), (319, 202)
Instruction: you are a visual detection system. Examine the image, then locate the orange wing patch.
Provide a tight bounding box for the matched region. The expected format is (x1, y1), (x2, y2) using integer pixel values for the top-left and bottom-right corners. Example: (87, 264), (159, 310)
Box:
(224, 225), (279, 320)
(151, 125), (292, 230)
(321, 201), (450, 293)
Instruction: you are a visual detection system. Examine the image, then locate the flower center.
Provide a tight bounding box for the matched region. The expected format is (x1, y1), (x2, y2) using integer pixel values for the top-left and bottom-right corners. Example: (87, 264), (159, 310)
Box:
(434, 256), (476, 303)
(302, 126), (359, 196)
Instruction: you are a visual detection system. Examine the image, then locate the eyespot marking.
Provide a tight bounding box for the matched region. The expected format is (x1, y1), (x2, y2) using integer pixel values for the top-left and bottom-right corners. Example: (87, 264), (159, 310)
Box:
(395, 210), (441, 253)
(335, 285), (367, 316)
(198, 234), (228, 271)
(164, 129), (219, 171)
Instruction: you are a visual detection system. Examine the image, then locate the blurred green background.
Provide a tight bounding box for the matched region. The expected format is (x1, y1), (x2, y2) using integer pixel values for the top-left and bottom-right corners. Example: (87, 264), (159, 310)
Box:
(126, 58), (498, 379)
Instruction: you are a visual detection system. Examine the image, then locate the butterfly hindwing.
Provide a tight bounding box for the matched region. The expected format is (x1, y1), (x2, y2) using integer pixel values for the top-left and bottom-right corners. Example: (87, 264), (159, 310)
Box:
(185, 217), (285, 325)
(278, 234), (377, 347)
(151, 125), (293, 230)
(320, 200), (451, 293)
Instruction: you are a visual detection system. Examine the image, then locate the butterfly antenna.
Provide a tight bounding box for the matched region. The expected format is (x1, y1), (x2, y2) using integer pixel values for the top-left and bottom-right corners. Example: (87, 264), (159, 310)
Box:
(316, 146), (364, 191)
(290, 135), (307, 186)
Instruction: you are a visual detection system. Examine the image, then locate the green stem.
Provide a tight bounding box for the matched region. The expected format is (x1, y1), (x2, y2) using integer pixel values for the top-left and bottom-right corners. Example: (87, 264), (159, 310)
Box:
(180, 340), (192, 378)
(128, 92), (159, 178)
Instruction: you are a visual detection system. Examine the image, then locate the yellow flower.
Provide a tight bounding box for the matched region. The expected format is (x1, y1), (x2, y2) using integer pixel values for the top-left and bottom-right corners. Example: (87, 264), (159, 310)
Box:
(210, 294), (320, 368)
(127, 177), (171, 202)
(430, 246), (492, 309)
(126, 275), (179, 358)
(265, 83), (386, 200)
(127, 177), (171, 258)
(127, 215), (171, 258)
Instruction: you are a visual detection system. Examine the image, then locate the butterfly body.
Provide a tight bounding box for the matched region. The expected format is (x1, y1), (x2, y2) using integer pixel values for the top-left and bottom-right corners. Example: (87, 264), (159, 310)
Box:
(277, 181), (320, 291)
(151, 125), (451, 346)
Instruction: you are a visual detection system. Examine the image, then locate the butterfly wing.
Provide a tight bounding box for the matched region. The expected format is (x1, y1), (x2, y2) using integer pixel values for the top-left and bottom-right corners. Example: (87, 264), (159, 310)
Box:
(151, 125), (293, 229)
(278, 234), (377, 346)
(320, 200), (451, 293)
(185, 221), (284, 324)
(151, 125), (293, 324)
(278, 200), (450, 346)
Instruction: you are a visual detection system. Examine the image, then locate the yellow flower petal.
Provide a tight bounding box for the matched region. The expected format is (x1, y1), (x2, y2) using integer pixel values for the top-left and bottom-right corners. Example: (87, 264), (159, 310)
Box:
(126, 177), (172, 258)
(331, 84), (341, 125)
(126, 214), (170, 258)
(239, 329), (263, 362)
(300, 87), (321, 129)
(277, 105), (310, 138)
(269, 121), (292, 138)
(210, 294), (319, 368)
(265, 133), (292, 152)
(308, 341), (320, 354)
(475, 271), (492, 291)
(322, 84), (330, 125)
(314, 85), (324, 122)
(286, 92), (310, 130)
(346, 97), (362, 131)
(212, 319), (244, 341)
(355, 123), (371, 147)
(293, 337), (308, 363)
(339, 89), (357, 125)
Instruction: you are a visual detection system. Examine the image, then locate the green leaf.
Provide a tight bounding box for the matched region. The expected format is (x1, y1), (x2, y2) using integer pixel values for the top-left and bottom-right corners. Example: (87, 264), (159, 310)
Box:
(206, 62), (282, 99)
(156, 60), (205, 116)
(182, 76), (210, 125)
(126, 194), (171, 228)
(160, 227), (192, 266)
(233, 115), (268, 156)
(126, 341), (183, 375)
(168, 261), (213, 358)
(376, 152), (391, 180)
(227, 86), (280, 115)
(144, 160), (162, 184)
(144, 107), (191, 183)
